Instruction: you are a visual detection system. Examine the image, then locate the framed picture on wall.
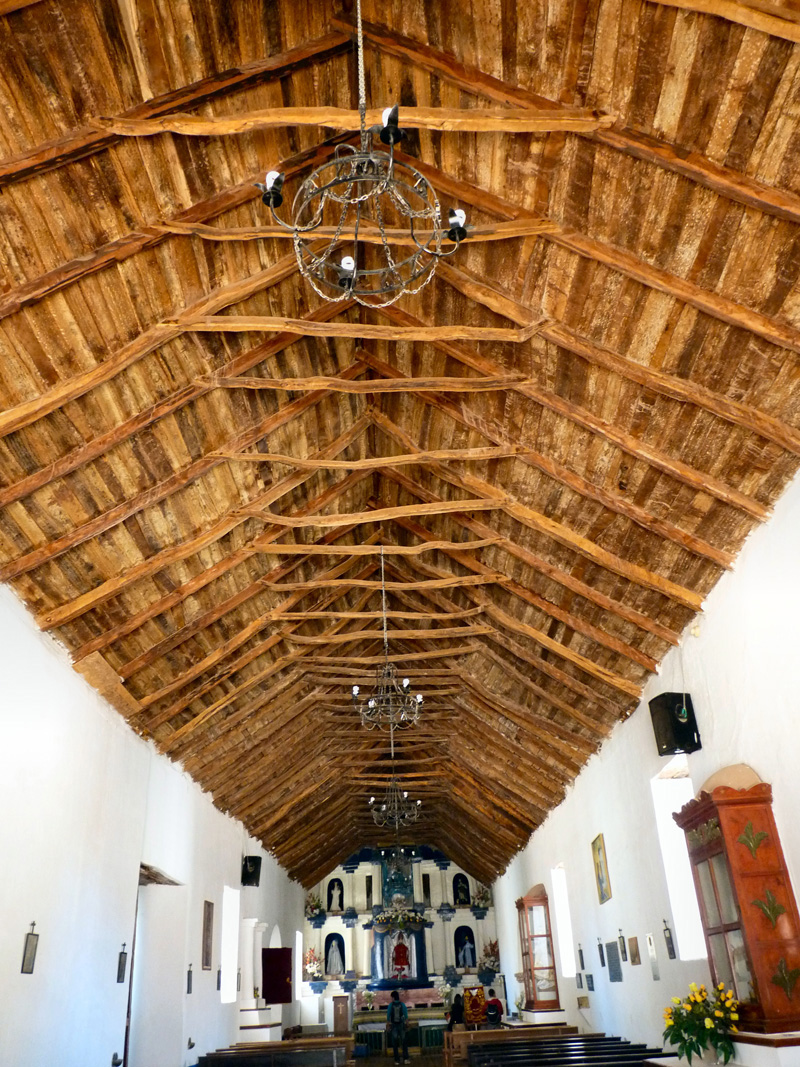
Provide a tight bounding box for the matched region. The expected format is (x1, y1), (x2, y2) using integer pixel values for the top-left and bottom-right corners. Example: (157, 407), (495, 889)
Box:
(202, 900), (214, 970)
(629, 937), (641, 966)
(591, 833), (612, 904)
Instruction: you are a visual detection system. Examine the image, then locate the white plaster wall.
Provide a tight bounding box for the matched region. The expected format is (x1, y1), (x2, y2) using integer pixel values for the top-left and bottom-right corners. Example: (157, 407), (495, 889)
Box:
(0, 586), (303, 1066)
(494, 469), (800, 1049)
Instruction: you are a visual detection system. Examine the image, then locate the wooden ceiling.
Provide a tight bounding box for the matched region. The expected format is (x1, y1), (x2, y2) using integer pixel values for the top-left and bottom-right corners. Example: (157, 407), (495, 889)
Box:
(2, 0), (800, 886)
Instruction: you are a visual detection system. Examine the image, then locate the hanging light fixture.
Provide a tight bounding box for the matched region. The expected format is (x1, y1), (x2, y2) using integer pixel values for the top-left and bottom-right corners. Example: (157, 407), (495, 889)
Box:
(255, 0), (468, 307)
(368, 776), (422, 829)
(352, 547), (423, 730)
(368, 721), (422, 828)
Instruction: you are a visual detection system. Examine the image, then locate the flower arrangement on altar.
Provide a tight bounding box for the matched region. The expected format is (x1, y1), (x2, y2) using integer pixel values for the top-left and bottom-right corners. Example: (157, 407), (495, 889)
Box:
(437, 980), (452, 1006)
(305, 892), (324, 919)
(363, 989), (375, 1010)
(372, 904), (426, 928)
(303, 947), (322, 980)
(663, 981), (739, 1064)
(474, 884), (492, 908)
(478, 939), (500, 972)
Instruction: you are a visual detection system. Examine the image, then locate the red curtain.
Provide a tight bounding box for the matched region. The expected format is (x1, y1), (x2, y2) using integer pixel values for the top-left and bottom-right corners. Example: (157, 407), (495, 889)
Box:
(262, 947), (293, 1004)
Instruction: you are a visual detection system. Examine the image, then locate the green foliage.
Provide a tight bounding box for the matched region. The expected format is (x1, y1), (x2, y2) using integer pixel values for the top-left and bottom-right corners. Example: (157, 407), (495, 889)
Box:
(663, 982), (739, 1065)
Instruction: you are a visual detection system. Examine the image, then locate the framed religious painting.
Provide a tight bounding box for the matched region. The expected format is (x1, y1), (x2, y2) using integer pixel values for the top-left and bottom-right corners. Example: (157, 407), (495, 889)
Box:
(591, 833), (612, 904)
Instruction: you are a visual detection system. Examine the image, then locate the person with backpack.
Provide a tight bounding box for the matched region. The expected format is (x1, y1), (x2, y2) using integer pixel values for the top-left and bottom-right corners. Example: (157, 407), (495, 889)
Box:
(484, 989), (504, 1028)
(386, 989), (410, 1064)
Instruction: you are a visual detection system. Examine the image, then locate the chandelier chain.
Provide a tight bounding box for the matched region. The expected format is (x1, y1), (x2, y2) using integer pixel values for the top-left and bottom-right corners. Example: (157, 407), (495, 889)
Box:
(356, 0), (368, 151)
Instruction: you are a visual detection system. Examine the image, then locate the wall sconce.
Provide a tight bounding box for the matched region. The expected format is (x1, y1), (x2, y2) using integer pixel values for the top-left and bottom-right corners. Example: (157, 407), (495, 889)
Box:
(117, 943), (128, 983)
(577, 943), (584, 970)
(618, 929), (627, 962)
(21, 922), (38, 974)
(217, 965), (222, 991)
(187, 963), (193, 994)
(597, 938), (605, 967)
(663, 919), (676, 959)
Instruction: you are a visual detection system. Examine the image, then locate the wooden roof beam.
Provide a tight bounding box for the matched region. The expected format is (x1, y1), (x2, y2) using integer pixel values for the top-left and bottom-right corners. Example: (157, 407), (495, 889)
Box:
(645, 0), (800, 42)
(63, 416), (371, 650)
(373, 411), (702, 612)
(0, 298), (354, 514)
(382, 568), (610, 749)
(436, 259), (800, 461)
(403, 151), (800, 358)
(102, 105), (614, 137)
(140, 562), (381, 733)
(0, 250), (302, 441)
(333, 14), (800, 225)
(378, 553), (617, 734)
(0, 33), (351, 188)
(1, 359), (370, 584)
(365, 404), (681, 650)
(176, 314), (542, 344)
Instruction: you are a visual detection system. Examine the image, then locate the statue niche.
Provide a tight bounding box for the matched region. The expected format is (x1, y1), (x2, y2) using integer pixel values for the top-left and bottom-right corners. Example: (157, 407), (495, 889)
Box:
(325, 932), (345, 976)
(455, 925), (476, 969)
(453, 873), (471, 906)
(327, 878), (343, 913)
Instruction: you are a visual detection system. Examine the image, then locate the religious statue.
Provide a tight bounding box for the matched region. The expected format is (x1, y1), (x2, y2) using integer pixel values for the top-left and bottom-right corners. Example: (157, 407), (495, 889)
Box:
(458, 934), (475, 968)
(392, 931), (410, 979)
(329, 880), (342, 912)
(326, 937), (344, 976)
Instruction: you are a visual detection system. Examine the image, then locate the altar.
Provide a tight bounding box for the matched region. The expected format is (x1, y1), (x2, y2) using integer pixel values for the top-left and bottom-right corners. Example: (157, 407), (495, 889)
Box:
(364, 851), (434, 990)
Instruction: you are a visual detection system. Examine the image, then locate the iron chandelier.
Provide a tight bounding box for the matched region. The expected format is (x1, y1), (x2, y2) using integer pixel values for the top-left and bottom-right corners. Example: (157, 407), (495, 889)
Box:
(256, 0), (468, 307)
(351, 547), (423, 731)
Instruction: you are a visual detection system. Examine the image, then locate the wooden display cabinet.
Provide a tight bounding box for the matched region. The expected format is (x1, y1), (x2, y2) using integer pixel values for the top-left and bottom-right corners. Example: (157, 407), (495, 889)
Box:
(674, 783), (800, 1033)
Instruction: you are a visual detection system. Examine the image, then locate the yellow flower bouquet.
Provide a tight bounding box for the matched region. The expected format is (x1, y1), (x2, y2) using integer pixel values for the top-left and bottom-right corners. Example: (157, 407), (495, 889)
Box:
(663, 982), (739, 1064)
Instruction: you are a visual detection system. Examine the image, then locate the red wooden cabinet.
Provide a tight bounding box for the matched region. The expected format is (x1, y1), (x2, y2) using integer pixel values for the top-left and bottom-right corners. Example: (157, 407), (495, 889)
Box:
(674, 784), (800, 1033)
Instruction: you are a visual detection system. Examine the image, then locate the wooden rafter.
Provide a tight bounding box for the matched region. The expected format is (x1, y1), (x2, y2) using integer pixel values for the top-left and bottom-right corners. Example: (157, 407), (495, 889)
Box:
(0, 135), (352, 323)
(644, 0), (800, 41)
(0, 32), (352, 188)
(0, 358), (370, 584)
(371, 404), (703, 610)
(175, 314), (543, 343)
(99, 105), (615, 137)
(377, 306), (767, 523)
(51, 417), (371, 640)
(334, 14), (800, 226)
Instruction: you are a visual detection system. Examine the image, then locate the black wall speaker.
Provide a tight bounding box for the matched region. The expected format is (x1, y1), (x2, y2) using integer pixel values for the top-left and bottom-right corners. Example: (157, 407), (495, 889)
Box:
(649, 692), (701, 756)
(241, 856), (262, 887)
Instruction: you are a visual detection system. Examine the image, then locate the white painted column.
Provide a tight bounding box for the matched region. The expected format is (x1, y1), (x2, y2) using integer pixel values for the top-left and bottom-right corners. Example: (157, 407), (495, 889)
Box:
(240, 917), (259, 1005)
(253, 921), (268, 1000)
(343, 923), (354, 975)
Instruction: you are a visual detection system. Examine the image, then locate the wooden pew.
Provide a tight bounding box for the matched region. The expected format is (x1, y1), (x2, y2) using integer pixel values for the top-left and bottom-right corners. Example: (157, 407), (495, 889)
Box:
(199, 1035), (355, 1067)
(466, 1036), (672, 1067)
(444, 1024), (579, 1067)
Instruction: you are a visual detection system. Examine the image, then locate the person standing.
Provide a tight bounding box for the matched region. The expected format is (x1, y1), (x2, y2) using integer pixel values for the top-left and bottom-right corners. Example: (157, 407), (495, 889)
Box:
(484, 989), (504, 1028)
(447, 993), (465, 1031)
(386, 989), (410, 1064)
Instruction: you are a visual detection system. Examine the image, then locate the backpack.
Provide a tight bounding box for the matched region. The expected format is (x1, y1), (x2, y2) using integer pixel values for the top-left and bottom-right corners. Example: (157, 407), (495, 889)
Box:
(485, 1002), (501, 1025)
(391, 1001), (404, 1024)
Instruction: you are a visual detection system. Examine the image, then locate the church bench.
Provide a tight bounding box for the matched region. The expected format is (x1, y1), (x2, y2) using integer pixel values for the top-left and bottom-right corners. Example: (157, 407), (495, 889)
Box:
(444, 1024), (579, 1067)
(199, 1036), (354, 1067)
(466, 1038), (672, 1067)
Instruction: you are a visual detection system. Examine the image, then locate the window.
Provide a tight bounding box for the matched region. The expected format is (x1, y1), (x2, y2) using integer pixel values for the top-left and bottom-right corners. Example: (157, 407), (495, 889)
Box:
(650, 755), (706, 959)
(516, 885), (560, 1010)
(219, 886), (240, 1003)
(550, 866), (576, 978)
(422, 873), (431, 906)
(366, 875), (373, 911)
